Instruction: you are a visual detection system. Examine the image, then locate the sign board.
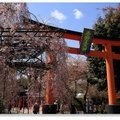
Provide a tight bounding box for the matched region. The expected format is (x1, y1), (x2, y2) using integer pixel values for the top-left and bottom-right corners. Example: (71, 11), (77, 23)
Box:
(79, 28), (94, 54)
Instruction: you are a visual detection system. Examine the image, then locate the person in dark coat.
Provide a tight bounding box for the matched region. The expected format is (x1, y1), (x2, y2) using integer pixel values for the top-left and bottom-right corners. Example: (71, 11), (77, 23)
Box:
(8, 101), (12, 114)
(88, 100), (94, 114)
(70, 103), (76, 114)
(33, 102), (39, 114)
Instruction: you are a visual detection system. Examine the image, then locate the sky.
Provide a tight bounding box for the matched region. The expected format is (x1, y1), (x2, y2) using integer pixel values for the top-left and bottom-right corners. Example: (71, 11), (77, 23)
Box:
(27, 2), (119, 58)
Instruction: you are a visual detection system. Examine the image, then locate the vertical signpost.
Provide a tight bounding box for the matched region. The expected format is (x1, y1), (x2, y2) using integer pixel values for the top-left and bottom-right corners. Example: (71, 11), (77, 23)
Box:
(80, 28), (94, 54)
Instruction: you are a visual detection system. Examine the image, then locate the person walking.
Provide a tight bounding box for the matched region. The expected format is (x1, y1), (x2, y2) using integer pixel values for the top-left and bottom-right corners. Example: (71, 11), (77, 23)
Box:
(100, 103), (105, 114)
(8, 101), (12, 114)
(88, 100), (94, 114)
(33, 101), (39, 114)
(70, 103), (76, 114)
(54, 100), (60, 113)
(93, 105), (98, 114)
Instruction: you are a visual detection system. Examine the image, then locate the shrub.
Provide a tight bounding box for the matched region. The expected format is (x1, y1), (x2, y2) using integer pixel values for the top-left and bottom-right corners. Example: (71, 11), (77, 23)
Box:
(0, 100), (6, 114)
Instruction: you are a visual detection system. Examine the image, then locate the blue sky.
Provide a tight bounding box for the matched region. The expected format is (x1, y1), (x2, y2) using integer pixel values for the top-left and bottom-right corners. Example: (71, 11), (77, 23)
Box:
(27, 2), (119, 58)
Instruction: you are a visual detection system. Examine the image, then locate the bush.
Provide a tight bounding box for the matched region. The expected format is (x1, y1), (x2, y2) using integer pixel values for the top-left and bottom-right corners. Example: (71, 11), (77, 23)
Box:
(74, 98), (86, 111)
(0, 100), (6, 114)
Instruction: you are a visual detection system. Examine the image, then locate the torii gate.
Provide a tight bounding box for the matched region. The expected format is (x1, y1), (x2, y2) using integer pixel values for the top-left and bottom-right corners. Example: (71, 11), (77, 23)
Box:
(26, 17), (120, 113)
(45, 26), (120, 114)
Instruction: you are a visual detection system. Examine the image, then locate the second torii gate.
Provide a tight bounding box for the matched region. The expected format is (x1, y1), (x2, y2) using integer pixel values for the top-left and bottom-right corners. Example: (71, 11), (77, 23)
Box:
(45, 26), (120, 113)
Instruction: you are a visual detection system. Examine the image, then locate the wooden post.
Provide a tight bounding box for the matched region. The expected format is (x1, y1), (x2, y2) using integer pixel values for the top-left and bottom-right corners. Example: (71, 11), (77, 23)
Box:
(28, 98), (29, 114)
(16, 98), (18, 113)
(105, 44), (116, 104)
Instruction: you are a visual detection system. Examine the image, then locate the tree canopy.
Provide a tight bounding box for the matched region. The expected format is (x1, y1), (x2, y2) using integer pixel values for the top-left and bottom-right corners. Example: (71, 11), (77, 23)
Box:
(87, 4), (120, 92)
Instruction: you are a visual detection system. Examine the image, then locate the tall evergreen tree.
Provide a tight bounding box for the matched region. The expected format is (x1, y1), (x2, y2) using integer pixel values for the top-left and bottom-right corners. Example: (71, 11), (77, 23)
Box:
(87, 4), (120, 92)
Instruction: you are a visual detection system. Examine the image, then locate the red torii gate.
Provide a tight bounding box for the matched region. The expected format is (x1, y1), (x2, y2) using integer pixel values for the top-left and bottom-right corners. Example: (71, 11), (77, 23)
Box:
(21, 17), (120, 113)
(45, 27), (120, 113)
(28, 17), (120, 113)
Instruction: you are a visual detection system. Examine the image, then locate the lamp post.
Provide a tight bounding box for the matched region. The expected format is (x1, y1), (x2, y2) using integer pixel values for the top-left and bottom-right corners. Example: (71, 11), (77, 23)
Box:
(27, 73), (31, 114)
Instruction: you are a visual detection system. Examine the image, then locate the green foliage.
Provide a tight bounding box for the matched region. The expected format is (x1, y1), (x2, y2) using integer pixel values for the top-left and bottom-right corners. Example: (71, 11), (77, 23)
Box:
(0, 100), (5, 114)
(18, 77), (28, 89)
(87, 4), (120, 92)
(74, 98), (86, 111)
(87, 77), (98, 85)
(117, 99), (120, 105)
(22, 78), (28, 89)
(87, 56), (107, 91)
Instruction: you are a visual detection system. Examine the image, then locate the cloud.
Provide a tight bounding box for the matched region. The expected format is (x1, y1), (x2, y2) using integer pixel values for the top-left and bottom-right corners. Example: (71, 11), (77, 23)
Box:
(73, 9), (83, 19)
(51, 10), (67, 23)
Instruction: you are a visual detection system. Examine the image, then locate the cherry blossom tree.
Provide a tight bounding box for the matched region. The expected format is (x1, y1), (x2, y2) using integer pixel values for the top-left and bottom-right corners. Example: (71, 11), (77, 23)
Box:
(0, 2), (69, 109)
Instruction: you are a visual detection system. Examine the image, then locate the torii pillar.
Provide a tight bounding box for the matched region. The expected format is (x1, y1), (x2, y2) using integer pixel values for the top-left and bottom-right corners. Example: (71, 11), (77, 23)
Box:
(105, 44), (120, 113)
(42, 52), (57, 114)
(46, 53), (55, 104)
